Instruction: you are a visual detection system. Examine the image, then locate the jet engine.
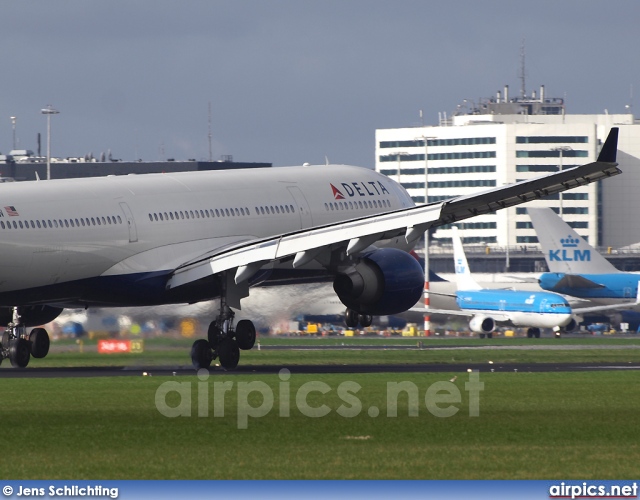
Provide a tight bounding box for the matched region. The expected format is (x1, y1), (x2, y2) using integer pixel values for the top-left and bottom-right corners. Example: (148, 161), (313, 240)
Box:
(563, 316), (579, 332)
(333, 248), (424, 316)
(0, 305), (63, 327)
(469, 315), (496, 334)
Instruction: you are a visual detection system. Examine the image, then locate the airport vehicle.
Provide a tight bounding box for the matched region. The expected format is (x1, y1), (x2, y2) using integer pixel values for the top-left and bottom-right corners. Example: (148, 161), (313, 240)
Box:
(529, 207), (640, 305)
(0, 128), (622, 368)
(419, 225), (640, 337)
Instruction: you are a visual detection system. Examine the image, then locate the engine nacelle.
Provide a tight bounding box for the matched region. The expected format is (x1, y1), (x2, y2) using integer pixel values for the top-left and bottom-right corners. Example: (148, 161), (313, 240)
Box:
(0, 305), (63, 327)
(563, 317), (579, 332)
(333, 248), (424, 316)
(469, 315), (496, 334)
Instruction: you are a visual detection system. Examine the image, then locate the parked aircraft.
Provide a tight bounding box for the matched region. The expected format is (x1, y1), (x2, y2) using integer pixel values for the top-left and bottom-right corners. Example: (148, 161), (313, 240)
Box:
(0, 128), (622, 367)
(529, 207), (640, 305)
(417, 226), (640, 338)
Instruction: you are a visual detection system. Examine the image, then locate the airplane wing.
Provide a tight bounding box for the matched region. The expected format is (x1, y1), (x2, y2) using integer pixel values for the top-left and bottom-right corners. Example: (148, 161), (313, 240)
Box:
(412, 306), (511, 322)
(167, 128), (621, 296)
(572, 282), (640, 314)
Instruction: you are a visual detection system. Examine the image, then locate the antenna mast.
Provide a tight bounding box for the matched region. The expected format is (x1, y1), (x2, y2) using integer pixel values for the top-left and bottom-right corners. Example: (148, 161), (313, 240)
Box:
(208, 101), (213, 162)
(519, 38), (526, 99)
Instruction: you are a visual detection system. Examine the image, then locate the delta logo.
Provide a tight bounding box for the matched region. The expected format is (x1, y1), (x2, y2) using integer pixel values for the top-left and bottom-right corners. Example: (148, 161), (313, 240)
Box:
(329, 181), (390, 200)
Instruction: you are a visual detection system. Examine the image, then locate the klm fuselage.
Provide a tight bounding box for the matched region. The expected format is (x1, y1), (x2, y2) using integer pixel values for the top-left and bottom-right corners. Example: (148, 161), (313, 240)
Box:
(456, 289), (572, 328)
(0, 165), (414, 308)
(539, 272), (640, 299)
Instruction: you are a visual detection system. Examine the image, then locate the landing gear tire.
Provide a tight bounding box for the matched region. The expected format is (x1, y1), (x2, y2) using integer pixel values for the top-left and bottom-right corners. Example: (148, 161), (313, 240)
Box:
(479, 333), (486, 339)
(10, 338), (30, 368)
(191, 339), (213, 369)
(207, 322), (223, 349)
(487, 332), (493, 339)
(218, 338), (240, 370)
(345, 309), (359, 328)
(358, 314), (373, 328)
(235, 320), (256, 350)
(29, 328), (50, 359)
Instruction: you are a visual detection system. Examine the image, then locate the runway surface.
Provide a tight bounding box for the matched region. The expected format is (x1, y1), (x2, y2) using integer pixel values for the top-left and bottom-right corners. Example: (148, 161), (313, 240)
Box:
(1, 362), (639, 378)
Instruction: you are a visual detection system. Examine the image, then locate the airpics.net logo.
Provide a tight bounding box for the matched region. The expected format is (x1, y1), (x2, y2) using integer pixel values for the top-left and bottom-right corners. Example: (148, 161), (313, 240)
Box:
(154, 369), (484, 429)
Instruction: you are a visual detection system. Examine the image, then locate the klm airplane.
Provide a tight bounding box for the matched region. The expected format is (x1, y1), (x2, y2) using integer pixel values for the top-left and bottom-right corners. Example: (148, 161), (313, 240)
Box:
(529, 207), (640, 303)
(417, 226), (640, 338)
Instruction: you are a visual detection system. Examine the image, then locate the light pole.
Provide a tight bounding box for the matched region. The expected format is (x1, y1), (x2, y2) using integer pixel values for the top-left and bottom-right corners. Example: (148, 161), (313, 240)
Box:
(415, 135), (436, 336)
(10, 116), (16, 150)
(551, 146), (572, 218)
(395, 151), (407, 187)
(41, 105), (59, 180)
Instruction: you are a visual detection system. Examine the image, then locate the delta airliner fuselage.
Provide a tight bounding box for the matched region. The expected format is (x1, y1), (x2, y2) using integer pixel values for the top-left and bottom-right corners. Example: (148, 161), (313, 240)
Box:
(0, 165), (413, 308)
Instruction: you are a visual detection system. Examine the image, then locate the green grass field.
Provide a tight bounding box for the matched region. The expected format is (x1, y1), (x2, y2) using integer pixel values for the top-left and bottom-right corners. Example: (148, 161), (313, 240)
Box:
(1, 370), (639, 479)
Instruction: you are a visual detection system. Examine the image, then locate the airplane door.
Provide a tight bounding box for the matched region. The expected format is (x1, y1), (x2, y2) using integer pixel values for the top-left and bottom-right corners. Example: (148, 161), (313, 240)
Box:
(287, 186), (313, 229)
(119, 202), (138, 243)
(539, 299), (548, 313)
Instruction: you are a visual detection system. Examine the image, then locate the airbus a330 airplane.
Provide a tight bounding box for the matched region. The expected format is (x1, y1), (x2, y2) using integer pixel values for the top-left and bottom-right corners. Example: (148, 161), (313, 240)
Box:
(415, 224), (640, 338)
(0, 128), (622, 368)
(529, 206), (640, 306)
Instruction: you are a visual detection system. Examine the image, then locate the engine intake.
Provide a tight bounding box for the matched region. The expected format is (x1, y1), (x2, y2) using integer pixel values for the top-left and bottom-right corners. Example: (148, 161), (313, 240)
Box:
(469, 315), (496, 334)
(333, 248), (424, 316)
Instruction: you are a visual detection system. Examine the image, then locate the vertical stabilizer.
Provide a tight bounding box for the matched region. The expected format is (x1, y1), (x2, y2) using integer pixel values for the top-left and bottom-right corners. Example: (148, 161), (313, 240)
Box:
(527, 207), (618, 274)
(451, 227), (482, 290)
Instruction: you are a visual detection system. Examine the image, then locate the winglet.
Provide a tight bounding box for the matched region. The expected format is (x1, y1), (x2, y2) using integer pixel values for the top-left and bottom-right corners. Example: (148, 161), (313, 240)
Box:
(597, 127), (618, 163)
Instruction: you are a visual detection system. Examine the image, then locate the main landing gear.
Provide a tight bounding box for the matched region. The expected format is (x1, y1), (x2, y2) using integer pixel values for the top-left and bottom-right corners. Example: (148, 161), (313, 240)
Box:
(344, 308), (373, 329)
(0, 308), (51, 368)
(190, 277), (256, 370)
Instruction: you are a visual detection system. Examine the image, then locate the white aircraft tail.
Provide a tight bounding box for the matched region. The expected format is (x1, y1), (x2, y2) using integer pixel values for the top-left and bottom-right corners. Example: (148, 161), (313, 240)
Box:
(451, 226), (482, 290)
(527, 207), (617, 274)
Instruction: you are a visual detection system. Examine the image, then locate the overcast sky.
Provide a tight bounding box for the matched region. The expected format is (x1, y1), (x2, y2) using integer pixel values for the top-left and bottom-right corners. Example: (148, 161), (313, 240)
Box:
(1, 1), (638, 168)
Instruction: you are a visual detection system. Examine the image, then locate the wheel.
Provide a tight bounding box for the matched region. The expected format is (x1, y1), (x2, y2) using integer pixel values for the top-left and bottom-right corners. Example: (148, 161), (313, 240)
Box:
(534, 328), (541, 338)
(207, 322), (223, 348)
(29, 328), (50, 359)
(479, 333), (486, 339)
(217, 338), (240, 370)
(487, 332), (493, 339)
(345, 309), (359, 328)
(358, 314), (373, 328)
(235, 320), (256, 350)
(9, 338), (30, 368)
(526, 328), (534, 338)
(191, 339), (213, 369)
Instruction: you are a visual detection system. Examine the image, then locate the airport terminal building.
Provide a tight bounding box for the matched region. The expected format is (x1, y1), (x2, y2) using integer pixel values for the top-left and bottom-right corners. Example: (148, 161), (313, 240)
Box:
(375, 85), (640, 250)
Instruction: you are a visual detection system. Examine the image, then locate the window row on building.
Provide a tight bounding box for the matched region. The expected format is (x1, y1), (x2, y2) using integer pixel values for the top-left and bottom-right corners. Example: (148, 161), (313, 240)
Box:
(379, 137), (496, 149)
(380, 165), (496, 176)
(516, 206), (589, 215)
(379, 151), (497, 162)
(429, 179), (496, 189)
(516, 150), (588, 158)
(516, 164), (579, 172)
(1, 214), (123, 230)
(516, 136), (588, 144)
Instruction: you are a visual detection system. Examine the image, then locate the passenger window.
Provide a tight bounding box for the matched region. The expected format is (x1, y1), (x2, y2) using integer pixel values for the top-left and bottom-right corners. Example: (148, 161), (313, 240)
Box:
(30, 221), (35, 228)
(180, 211), (184, 219)
(189, 211), (194, 218)
(205, 210), (210, 217)
(76, 219), (80, 226)
(245, 207), (250, 215)
(240, 208), (245, 216)
(70, 220), (75, 228)
(225, 209), (230, 217)
(36, 221), (41, 228)
(53, 220), (58, 228)
(117, 216), (122, 224)
(170, 213), (175, 220)
(215, 209), (220, 217)
(81, 219), (85, 226)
